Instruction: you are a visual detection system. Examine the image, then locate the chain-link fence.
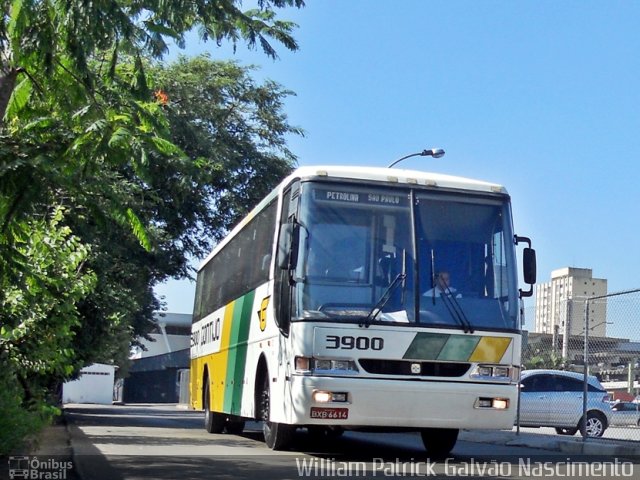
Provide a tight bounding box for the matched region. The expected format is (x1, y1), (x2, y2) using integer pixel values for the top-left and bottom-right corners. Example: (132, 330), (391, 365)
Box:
(520, 289), (640, 441)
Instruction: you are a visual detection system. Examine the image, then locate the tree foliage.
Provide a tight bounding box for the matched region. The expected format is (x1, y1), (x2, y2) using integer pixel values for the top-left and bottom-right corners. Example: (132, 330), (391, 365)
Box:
(0, 0), (304, 452)
(522, 345), (567, 370)
(0, 207), (93, 454)
(1, 207), (96, 378)
(150, 55), (303, 251)
(1, 0), (304, 118)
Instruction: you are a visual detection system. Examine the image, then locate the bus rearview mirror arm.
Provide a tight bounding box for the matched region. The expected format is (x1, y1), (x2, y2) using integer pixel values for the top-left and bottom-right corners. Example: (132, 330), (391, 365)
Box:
(514, 235), (536, 298)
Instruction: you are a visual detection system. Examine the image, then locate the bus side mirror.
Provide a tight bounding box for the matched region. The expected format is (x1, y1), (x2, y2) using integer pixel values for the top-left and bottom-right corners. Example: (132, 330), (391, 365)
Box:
(515, 235), (536, 298)
(523, 247), (537, 286)
(277, 222), (300, 270)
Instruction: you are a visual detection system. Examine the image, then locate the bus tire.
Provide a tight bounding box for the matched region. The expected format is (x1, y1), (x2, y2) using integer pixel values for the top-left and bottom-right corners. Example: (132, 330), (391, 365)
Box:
(420, 428), (458, 457)
(260, 375), (294, 450)
(204, 380), (225, 434)
(264, 420), (294, 450)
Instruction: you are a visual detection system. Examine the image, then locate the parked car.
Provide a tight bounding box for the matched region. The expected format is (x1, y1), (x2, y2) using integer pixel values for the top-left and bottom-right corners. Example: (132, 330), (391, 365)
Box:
(610, 401), (640, 426)
(518, 369), (612, 437)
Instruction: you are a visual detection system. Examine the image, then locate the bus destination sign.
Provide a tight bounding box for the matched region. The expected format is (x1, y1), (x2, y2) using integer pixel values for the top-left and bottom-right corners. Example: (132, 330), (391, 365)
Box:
(313, 189), (408, 206)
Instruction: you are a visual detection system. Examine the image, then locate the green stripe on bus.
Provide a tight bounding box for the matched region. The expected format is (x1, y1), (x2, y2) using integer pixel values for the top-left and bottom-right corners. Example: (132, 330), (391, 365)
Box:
(403, 332), (481, 361)
(437, 335), (481, 361)
(223, 290), (255, 415)
(403, 333), (449, 360)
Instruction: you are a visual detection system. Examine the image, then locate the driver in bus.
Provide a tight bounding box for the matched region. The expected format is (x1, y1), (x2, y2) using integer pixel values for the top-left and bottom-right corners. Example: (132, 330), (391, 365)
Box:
(422, 271), (462, 298)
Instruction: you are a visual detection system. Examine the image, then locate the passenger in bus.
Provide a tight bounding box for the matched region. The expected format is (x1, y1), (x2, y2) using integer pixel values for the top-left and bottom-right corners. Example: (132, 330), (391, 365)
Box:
(422, 271), (462, 298)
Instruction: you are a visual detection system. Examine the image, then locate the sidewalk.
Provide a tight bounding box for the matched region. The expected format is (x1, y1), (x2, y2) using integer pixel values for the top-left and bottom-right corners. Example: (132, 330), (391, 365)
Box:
(459, 428), (640, 457)
(32, 418), (74, 457)
(24, 417), (80, 480)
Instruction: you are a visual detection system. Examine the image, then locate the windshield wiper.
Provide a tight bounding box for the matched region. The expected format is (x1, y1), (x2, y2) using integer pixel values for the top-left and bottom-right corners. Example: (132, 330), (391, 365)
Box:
(439, 286), (474, 334)
(428, 249), (473, 333)
(361, 272), (407, 328)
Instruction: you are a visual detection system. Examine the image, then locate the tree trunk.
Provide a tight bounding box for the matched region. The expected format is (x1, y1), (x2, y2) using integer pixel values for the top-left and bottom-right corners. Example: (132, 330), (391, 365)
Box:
(0, 67), (21, 122)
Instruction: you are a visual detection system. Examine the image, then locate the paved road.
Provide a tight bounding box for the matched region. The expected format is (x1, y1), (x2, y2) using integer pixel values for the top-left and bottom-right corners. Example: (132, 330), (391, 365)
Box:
(41, 404), (640, 479)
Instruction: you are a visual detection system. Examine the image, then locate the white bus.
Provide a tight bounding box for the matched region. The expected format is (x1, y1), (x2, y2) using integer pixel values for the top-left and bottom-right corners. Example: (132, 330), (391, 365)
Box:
(190, 165), (536, 455)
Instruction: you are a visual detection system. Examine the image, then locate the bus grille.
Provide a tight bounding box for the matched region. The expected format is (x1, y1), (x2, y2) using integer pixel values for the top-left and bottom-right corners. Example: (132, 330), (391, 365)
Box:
(358, 359), (470, 377)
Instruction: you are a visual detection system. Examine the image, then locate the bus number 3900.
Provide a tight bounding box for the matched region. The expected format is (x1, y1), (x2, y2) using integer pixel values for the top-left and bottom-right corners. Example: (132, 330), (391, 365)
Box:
(325, 335), (384, 351)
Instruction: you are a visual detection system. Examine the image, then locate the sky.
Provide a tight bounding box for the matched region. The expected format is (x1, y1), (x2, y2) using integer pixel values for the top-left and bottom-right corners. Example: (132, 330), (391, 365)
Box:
(154, 1), (640, 335)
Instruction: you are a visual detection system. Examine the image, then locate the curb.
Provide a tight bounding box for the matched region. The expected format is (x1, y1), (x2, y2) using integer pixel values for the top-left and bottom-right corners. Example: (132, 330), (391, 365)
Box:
(460, 429), (640, 457)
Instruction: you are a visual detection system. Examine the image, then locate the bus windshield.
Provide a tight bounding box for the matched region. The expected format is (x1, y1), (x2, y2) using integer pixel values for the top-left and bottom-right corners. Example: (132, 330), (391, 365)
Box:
(292, 182), (519, 331)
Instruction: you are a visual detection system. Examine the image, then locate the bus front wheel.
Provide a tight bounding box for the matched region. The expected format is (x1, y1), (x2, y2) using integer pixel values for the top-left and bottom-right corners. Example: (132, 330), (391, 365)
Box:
(420, 428), (458, 457)
(204, 380), (225, 434)
(260, 375), (294, 450)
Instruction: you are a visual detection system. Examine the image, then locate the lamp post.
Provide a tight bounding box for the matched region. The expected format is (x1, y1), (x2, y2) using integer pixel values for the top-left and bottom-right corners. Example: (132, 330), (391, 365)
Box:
(387, 148), (445, 168)
(580, 301), (613, 437)
(577, 320), (613, 335)
(582, 299), (589, 439)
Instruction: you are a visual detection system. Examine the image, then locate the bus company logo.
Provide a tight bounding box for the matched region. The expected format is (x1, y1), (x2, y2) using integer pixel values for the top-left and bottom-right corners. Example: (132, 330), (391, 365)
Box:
(258, 296), (270, 331)
(8, 456), (73, 480)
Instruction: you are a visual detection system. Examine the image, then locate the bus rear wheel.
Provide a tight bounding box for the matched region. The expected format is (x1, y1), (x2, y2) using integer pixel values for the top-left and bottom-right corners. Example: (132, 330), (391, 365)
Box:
(420, 428), (458, 457)
(204, 380), (225, 434)
(260, 375), (294, 450)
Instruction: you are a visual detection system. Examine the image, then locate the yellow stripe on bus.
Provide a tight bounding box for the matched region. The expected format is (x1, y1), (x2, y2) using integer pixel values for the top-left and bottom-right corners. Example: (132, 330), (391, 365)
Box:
(210, 301), (236, 412)
(468, 336), (512, 363)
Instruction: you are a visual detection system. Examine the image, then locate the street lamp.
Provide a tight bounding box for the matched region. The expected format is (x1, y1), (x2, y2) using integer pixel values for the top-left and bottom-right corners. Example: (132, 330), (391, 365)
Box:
(387, 148), (445, 168)
(577, 321), (613, 335)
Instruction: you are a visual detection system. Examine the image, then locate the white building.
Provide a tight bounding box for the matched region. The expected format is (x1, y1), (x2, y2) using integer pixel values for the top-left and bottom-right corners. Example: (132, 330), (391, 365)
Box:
(62, 363), (115, 404)
(534, 267), (608, 337)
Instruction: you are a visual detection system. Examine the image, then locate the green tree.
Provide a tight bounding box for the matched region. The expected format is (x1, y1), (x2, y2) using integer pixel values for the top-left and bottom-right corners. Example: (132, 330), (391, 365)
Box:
(1, 0), (304, 119)
(64, 55), (303, 372)
(150, 55), (303, 248)
(0, 207), (95, 454)
(1, 0), (304, 229)
(0, 0), (304, 452)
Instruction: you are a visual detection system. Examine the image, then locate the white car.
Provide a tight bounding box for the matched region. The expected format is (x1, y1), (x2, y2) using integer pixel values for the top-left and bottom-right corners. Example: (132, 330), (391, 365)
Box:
(518, 369), (612, 437)
(610, 402), (640, 426)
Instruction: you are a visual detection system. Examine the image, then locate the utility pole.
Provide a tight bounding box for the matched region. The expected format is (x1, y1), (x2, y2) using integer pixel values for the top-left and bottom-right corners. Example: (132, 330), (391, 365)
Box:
(562, 299), (572, 360)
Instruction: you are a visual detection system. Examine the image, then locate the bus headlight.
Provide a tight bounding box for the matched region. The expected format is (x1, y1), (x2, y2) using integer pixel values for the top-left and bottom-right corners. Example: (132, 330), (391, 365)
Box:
(295, 357), (359, 375)
(312, 390), (349, 403)
(470, 365), (513, 382)
(315, 359), (333, 370)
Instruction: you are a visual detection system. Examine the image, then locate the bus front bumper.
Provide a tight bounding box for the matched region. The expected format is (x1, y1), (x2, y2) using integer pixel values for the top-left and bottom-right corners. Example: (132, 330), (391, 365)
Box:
(288, 375), (517, 430)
